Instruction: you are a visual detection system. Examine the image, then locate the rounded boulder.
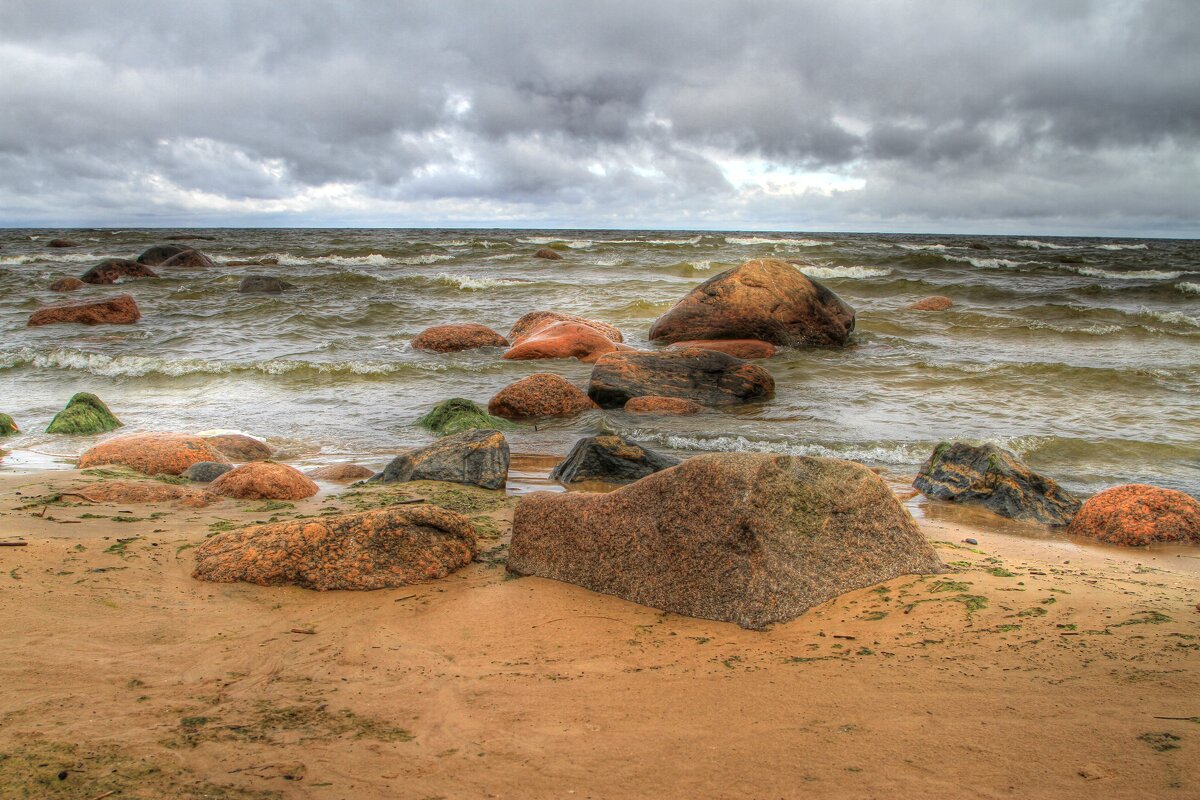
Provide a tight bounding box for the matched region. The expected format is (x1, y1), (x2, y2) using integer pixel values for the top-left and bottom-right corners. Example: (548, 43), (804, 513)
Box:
(1066, 484), (1200, 546)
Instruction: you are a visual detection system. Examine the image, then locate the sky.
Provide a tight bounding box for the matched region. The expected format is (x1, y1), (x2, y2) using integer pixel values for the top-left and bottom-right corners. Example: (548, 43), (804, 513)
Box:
(1, 1), (1198, 236)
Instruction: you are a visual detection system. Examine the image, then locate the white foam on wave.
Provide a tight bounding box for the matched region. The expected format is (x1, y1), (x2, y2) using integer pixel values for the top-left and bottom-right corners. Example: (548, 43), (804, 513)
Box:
(1139, 309), (1200, 329)
(434, 273), (525, 290)
(630, 432), (928, 465)
(608, 236), (704, 246)
(1176, 282), (1200, 295)
(1096, 243), (1149, 251)
(1075, 267), (1181, 280)
(1016, 239), (1069, 249)
(796, 265), (892, 279)
(272, 252), (453, 267)
(947, 255), (1022, 269)
(518, 237), (594, 248)
(896, 243), (948, 251)
(0, 252), (110, 265)
(725, 236), (824, 247)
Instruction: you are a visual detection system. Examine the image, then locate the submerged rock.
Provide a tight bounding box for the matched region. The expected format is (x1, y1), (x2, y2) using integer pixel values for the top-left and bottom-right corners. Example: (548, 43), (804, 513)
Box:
(551, 435), (680, 484)
(623, 396), (703, 415)
(192, 505), (477, 590)
(488, 373), (598, 419)
(46, 393), (122, 435)
(210, 462), (319, 500)
(509, 453), (943, 629)
(649, 258), (855, 347)
(79, 258), (159, 285)
(667, 338), (777, 359)
(913, 442), (1081, 525)
(0, 413), (18, 436)
(49, 277), (86, 291)
(416, 398), (515, 437)
(504, 320), (633, 363)
(412, 323), (508, 352)
(72, 480), (215, 508)
(203, 433), (272, 462)
(588, 348), (774, 408)
(78, 433), (230, 476)
(183, 461), (235, 483)
(27, 294), (141, 326)
(908, 296), (953, 311)
(1066, 484), (1200, 546)
(533, 248), (563, 260)
(307, 463), (376, 482)
(159, 249), (217, 268)
(136, 244), (193, 265)
(374, 429), (509, 490)
(47, 238), (79, 248)
(508, 311), (623, 344)
(238, 275), (295, 293)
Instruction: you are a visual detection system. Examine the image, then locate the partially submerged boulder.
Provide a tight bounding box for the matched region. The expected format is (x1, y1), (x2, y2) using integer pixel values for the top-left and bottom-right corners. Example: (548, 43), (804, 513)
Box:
(183, 461), (235, 483)
(160, 249), (216, 269)
(509, 453), (943, 629)
(70, 480), (215, 508)
(307, 463), (376, 482)
(46, 393), (122, 435)
(192, 505), (477, 590)
(374, 429), (509, 490)
(0, 413), (17, 436)
(416, 398), (515, 437)
(202, 433), (272, 462)
(488, 374), (598, 419)
(49, 277), (86, 292)
(623, 396), (703, 415)
(913, 442), (1081, 525)
(648, 258), (855, 347)
(209, 462), (319, 500)
(80, 258), (159, 285)
(504, 320), (633, 364)
(908, 296), (953, 311)
(533, 248), (563, 260)
(1065, 484), (1200, 546)
(588, 348), (774, 408)
(27, 294), (140, 326)
(551, 435), (680, 484)
(508, 311), (623, 344)
(238, 275), (295, 293)
(412, 323), (508, 352)
(47, 238), (78, 248)
(136, 244), (192, 266)
(78, 433), (230, 476)
(667, 338), (776, 359)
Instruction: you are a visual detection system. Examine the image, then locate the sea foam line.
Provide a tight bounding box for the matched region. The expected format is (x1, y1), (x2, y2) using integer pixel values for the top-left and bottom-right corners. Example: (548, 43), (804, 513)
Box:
(725, 236), (825, 247)
(1016, 239), (1069, 249)
(1075, 267), (1182, 281)
(796, 265), (892, 279)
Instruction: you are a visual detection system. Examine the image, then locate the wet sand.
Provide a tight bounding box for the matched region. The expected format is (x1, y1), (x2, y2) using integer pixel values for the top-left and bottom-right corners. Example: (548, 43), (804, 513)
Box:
(1, 467), (1198, 799)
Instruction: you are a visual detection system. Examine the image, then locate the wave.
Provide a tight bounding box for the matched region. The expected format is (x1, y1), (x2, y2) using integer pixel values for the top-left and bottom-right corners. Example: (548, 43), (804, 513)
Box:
(273, 252), (454, 267)
(1074, 267), (1181, 281)
(1096, 243), (1149, 251)
(946, 255), (1022, 269)
(896, 243), (948, 251)
(1138, 308), (1200, 329)
(796, 265), (892, 279)
(725, 236), (825, 247)
(0, 253), (110, 265)
(433, 273), (526, 290)
(1177, 282), (1200, 295)
(1016, 239), (1069, 249)
(621, 431), (941, 465)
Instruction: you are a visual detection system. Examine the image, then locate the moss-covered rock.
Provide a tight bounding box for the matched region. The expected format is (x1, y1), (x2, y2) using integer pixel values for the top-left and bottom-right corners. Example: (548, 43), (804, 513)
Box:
(46, 393), (122, 435)
(0, 413), (17, 437)
(416, 398), (515, 437)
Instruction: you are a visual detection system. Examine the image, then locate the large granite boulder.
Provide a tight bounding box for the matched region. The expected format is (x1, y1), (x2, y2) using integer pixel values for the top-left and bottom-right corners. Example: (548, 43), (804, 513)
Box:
(78, 433), (230, 476)
(238, 275), (295, 294)
(192, 505), (477, 590)
(79, 258), (159, 285)
(136, 244), (192, 266)
(648, 258), (855, 347)
(46, 393), (122, 435)
(913, 442), (1081, 525)
(509, 453), (943, 629)
(588, 348), (774, 408)
(307, 463), (376, 482)
(416, 398), (514, 437)
(160, 249), (216, 268)
(412, 323), (508, 352)
(551, 435), (680, 484)
(488, 374), (598, 419)
(373, 429), (509, 490)
(202, 433), (272, 462)
(667, 339), (777, 359)
(1065, 484), (1200, 546)
(508, 311), (623, 344)
(27, 294), (140, 326)
(504, 320), (634, 363)
(209, 461), (319, 500)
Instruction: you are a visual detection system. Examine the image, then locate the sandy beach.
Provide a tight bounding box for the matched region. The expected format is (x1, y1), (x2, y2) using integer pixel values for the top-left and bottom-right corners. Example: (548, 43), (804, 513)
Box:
(1, 466), (1196, 800)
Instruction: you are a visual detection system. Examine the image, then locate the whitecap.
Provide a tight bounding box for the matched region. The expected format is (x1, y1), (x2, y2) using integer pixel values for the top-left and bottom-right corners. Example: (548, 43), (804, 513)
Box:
(1096, 243), (1149, 251)
(628, 432), (928, 465)
(796, 265), (892, 279)
(896, 243), (948, 251)
(725, 236), (824, 247)
(1176, 282), (1200, 295)
(946, 255), (1022, 269)
(433, 273), (525, 290)
(1016, 239), (1069, 249)
(1075, 267), (1181, 280)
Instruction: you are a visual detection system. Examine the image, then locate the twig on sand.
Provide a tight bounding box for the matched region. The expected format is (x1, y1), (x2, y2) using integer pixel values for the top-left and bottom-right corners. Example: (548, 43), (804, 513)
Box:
(394, 497), (428, 505)
(89, 791), (117, 800)
(1154, 716), (1200, 721)
(37, 505), (48, 517)
(289, 628), (316, 635)
(532, 615), (622, 628)
(0, 541), (28, 547)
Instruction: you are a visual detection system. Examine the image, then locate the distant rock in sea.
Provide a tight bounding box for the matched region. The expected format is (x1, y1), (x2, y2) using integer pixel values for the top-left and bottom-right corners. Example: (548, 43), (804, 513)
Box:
(623, 396), (703, 415)
(80, 258), (159, 285)
(588, 348), (774, 408)
(27, 294), (141, 326)
(136, 244), (193, 265)
(908, 296), (953, 311)
(238, 275), (295, 293)
(533, 248), (563, 260)
(47, 238), (78, 247)
(49, 277), (86, 292)
(159, 249), (217, 268)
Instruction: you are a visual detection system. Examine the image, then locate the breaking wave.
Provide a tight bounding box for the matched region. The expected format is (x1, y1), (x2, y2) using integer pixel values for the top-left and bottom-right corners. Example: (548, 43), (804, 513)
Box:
(1016, 239), (1070, 249)
(1074, 267), (1182, 281)
(273, 252), (454, 267)
(796, 265), (892, 279)
(1176, 282), (1200, 295)
(726, 236), (826, 247)
(433, 273), (526, 290)
(1096, 243), (1149, 251)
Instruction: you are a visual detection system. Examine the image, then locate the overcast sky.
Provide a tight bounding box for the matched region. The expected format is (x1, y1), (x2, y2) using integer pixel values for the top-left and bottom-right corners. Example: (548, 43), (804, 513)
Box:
(1, 1), (1197, 235)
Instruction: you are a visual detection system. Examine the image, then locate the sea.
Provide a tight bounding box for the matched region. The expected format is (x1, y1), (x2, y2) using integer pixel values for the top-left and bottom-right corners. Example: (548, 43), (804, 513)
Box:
(1, 228), (1197, 498)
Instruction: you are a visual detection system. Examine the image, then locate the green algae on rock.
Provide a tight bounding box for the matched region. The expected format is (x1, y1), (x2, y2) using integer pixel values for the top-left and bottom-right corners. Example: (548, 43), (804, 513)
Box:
(46, 393), (122, 435)
(0, 413), (17, 436)
(416, 398), (515, 437)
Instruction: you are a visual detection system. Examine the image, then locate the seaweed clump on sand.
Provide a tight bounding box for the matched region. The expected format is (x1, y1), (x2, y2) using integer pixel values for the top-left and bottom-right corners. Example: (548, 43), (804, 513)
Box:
(46, 393), (122, 435)
(416, 398), (515, 437)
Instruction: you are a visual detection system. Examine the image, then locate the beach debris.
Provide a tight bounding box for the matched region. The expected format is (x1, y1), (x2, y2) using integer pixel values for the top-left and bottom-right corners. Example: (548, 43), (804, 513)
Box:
(49, 276), (86, 291)
(46, 392), (122, 435)
(202, 433), (272, 462)
(504, 319), (634, 363)
(412, 322), (508, 352)
(667, 338), (777, 359)
(306, 463), (376, 482)
(488, 373), (598, 419)
(587, 348), (774, 408)
(1066, 484), (1200, 546)
(79, 258), (159, 285)
(508, 310), (623, 343)
(623, 396), (703, 415)
(238, 274), (295, 293)
(373, 429), (509, 490)
(79, 433), (230, 476)
(908, 295), (954, 311)
(416, 398), (514, 437)
(0, 541), (28, 547)
(27, 294), (141, 326)
(508, 452), (943, 629)
(963, 538), (979, 545)
(648, 258), (855, 347)
(0, 413), (17, 436)
(182, 461), (235, 483)
(533, 247), (563, 260)
(193, 505), (477, 590)
(551, 435), (680, 485)
(913, 441), (1081, 526)
(135, 244), (193, 265)
(209, 462), (319, 500)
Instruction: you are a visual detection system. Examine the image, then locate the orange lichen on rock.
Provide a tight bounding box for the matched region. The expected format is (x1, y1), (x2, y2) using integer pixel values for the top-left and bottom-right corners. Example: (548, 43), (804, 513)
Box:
(70, 480), (216, 508)
(27, 294), (141, 326)
(1066, 484), (1200, 546)
(667, 339), (777, 359)
(78, 433), (230, 476)
(623, 396), (703, 415)
(504, 320), (634, 363)
(507, 311), (623, 344)
(209, 462), (319, 500)
(412, 323), (508, 352)
(307, 463), (376, 482)
(487, 373), (598, 418)
(202, 434), (272, 462)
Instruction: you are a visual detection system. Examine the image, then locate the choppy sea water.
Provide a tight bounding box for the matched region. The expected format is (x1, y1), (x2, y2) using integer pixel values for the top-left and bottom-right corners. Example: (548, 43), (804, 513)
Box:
(1, 228), (1197, 497)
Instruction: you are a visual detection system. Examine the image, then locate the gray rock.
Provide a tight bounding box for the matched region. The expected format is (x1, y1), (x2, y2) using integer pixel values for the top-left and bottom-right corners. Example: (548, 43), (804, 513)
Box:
(551, 435), (680, 484)
(239, 275), (296, 293)
(136, 244), (192, 265)
(374, 429), (509, 490)
(183, 461), (235, 483)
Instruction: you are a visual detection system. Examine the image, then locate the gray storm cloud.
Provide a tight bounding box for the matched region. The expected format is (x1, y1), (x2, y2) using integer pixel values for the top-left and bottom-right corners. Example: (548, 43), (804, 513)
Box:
(0, 0), (1197, 234)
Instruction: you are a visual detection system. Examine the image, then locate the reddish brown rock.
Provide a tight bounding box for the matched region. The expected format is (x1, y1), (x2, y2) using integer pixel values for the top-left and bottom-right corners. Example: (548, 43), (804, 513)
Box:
(488, 373), (598, 419)
(80, 258), (160, 285)
(588, 348), (775, 408)
(202, 433), (273, 462)
(508, 311), (623, 344)
(412, 323), (508, 352)
(1065, 484), (1200, 546)
(504, 320), (634, 364)
(668, 338), (777, 359)
(69, 480), (216, 508)
(47, 238), (79, 248)
(908, 296), (954, 311)
(136, 244), (193, 265)
(533, 248), (563, 260)
(27, 294), (140, 327)
(192, 505), (477, 590)
(209, 462), (319, 500)
(78, 433), (230, 476)
(49, 277), (86, 292)
(159, 249), (216, 268)
(649, 258), (855, 347)
(307, 463), (376, 482)
(623, 396), (703, 415)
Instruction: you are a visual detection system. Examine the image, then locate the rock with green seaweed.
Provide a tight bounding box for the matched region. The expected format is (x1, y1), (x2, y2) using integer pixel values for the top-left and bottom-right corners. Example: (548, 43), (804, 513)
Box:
(0, 412), (18, 437)
(46, 393), (122, 435)
(416, 398), (515, 437)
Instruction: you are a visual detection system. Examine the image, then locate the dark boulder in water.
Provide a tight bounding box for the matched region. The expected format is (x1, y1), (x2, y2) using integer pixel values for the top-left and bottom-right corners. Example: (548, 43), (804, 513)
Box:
(27, 294), (140, 326)
(416, 398), (514, 437)
(48, 238), (78, 248)
(913, 441), (1081, 526)
(136, 244), (193, 266)
(80, 258), (159, 285)
(649, 258), (855, 347)
(183, 461), (235, 483)
(412, 323), (508, 352)
(164, 234), (217, 241)
(488, 374), (598, 419)
(160, 249), (217, 268)
(1065, 484), (1200, 546)
(238, 275), (295, 293)
(588, 348), (774, 408)
(49, 277), (86, 292)
(533, 248), (563, 260)
(374, 429), (509, 490)
(551, 435), (680, 484)
(509, 453), (944, 629)
(46, 392), (122, 435)
(966, 242), (991, 251)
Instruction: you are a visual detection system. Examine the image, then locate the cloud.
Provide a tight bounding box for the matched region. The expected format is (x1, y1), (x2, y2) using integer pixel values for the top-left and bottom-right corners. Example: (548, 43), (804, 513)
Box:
(0, 0), (1197, 234)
